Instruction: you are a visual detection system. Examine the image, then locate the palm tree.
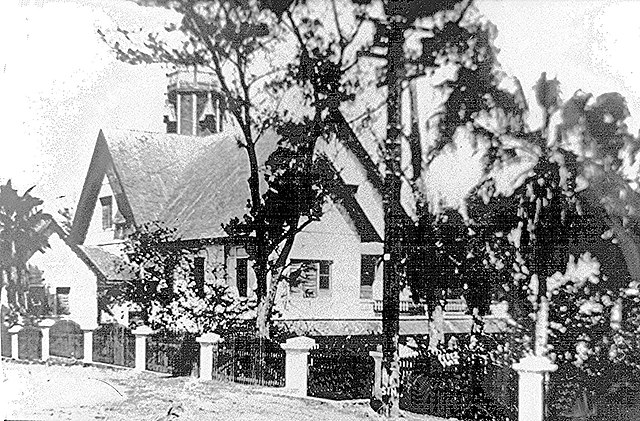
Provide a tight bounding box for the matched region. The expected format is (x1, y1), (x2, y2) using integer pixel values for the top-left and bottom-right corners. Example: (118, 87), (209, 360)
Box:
(0, 180), (50, 316)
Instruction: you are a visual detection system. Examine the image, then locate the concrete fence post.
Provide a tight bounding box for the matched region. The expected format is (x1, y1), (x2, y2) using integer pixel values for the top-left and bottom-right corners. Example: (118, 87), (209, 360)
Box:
(132, 325), (153, 371)
(80, 322), (98, 364)
(280, 336), (316, 396)
(8, 325), (22, 359)
(369, 345), (383, 398)
(196, 333), (222, 381)
(513, 355), (557, 421)
(38, 319), (56, 361)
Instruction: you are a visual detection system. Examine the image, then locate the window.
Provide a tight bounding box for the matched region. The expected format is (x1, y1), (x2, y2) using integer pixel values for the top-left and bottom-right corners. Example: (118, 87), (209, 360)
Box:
(100, 196), (112, 230)
(56, 287), (71, 315)
(28, 285), (48, 316)
(236, 258), (248, 297)
(290, 259), (331, 298)
(360, 255), (379, 299)
(193, 257), (205, 298)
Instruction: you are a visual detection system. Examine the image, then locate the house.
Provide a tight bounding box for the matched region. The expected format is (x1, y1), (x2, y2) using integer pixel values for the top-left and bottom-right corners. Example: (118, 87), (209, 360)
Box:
(19, 216), (133, 327)
(62, 65), (475, 335)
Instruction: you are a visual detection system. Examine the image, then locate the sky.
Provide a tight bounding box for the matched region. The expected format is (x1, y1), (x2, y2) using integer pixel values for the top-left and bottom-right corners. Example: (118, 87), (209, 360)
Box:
(1, 0), (639, 214)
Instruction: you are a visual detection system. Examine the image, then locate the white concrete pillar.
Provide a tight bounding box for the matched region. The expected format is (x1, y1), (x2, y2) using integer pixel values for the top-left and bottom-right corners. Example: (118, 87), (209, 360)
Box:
(513, 355), (557, 421)
(80, 322), (98, 364)
(39, 319), (56, 361)
(8, 325), (22, 359)
(280, 336), (316, 396)
(369, 345), (383, 398)
(196, 333), (222, 381)
(132, 325), (153, 371)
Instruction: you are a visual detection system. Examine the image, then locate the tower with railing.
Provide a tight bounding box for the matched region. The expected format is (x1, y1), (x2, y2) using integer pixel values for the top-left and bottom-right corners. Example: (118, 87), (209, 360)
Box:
(163, 65), (226, 136)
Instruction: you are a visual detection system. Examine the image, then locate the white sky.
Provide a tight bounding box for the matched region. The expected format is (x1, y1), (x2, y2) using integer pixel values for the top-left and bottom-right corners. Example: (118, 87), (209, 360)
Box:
(1, 0), (639, 214)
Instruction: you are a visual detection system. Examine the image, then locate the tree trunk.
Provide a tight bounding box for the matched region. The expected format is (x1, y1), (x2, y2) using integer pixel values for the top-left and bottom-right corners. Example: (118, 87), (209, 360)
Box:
(381, 10), (405, 418)
(255, 228), (298, 339)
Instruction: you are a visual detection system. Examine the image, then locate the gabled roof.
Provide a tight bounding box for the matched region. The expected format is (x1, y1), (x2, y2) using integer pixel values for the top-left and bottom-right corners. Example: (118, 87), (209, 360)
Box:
(71, 127), (382, 244)
(28, 217), (133, 283)
(76, 245), (135, 281)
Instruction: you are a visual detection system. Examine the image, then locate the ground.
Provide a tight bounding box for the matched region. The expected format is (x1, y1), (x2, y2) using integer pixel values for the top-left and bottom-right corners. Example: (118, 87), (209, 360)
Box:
(1, 358), (446, 421)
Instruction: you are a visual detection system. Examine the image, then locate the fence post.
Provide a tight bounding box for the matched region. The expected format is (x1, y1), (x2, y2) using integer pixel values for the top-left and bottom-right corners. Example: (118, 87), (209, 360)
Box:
(369, 345), (383, 398)
(280, 336), (316, 396)
(8, 325), (22, 359)
(39, 318), (56, 361)
(512, 355), (557, 421)
(132, 325), (153, 371)
(196, 333), (221, 381)
(80, 322), (98, 364)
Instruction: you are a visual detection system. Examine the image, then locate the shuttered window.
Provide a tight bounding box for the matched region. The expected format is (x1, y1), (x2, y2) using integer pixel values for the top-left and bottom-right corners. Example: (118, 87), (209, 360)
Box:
(193, 257), (205, 298)
(56, 287), (71, 315)
(290, 259), (331, 298)
(28, 285), (47, 316)
(360, 255), (378, 299)
(100, 196), (112, 230)
(236, 258), (248, 297)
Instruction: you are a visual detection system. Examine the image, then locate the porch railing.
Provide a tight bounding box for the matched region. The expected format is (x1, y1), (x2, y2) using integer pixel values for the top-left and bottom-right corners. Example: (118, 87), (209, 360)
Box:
(373, 300), (428, 315)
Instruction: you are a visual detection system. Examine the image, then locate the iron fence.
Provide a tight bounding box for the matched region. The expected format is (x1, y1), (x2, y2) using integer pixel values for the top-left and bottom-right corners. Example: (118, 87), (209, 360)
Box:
(307, 347), (374, 400)
(212, 334), (285, 387)
(399, 354), (517, 421)
(49, 320), (83, 359)
(146, 330), (199, 376)
(18, 325), (41, 360)
(93, 323), (135, 368)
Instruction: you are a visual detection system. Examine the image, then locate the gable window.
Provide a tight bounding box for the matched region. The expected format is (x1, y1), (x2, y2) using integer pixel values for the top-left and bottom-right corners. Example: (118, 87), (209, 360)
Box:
(100, 196), (112, 230)
(236, 257), (248, 297)
(360, 255), (379, 299)
(290, 259), (331, 298)
(56, 287), (71, 315)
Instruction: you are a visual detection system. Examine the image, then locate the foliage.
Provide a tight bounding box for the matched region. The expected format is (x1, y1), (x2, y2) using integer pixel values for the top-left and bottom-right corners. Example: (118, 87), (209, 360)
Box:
(100, 0), (368, 337)
(408, 69), (640, 416)
(119, 221), (254, 335)
(57, 207), (74, 235)
(0, 180), (50, 320)
(401, 319), (517, 421)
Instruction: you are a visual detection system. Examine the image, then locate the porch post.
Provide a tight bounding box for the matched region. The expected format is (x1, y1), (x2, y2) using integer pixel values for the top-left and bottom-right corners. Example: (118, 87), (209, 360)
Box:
(8, 325), (22, 359)
(80, 322), (98, 364)
(132, 325), (153, 371)
(369, 345), (383, 398)
(196, 333), (221, 381)
(280, 336), (316, 396)
(38, 318), (56, 361)
(513, 355), (557, 421)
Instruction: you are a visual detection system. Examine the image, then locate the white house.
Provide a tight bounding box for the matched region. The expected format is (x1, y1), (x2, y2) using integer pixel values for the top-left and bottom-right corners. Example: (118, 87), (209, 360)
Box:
(21, 217), (133, 327)
(59, 66), (452, 335)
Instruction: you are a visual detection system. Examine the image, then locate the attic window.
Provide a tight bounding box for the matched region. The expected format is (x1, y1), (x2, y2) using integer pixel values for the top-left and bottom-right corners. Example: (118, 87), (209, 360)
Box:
(100, 196), (112, 230)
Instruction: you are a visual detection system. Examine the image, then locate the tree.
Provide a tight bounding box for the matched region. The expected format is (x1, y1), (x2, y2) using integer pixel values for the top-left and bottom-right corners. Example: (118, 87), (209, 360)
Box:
(118, 221), (253, 334)
(408, 71), (640, 417)
(100, 0), (363, 338)
(0, 180), (50, 319)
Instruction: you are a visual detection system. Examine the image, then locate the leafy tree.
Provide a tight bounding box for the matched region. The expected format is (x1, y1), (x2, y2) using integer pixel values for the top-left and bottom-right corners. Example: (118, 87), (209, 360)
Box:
(100, 0), (362, 338)
(0, 180), (50, 319)
(408, 71), (640, 417)
(118, 221), (253, 335)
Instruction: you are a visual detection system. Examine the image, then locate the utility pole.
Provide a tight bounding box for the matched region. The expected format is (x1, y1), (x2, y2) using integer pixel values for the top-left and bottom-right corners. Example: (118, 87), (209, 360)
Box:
(381, 2), (405, 417)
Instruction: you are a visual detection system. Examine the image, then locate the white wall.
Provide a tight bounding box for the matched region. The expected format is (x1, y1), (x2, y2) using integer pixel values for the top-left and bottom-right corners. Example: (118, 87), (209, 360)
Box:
(83, 169), (124, 249)
(275, 201), (381, 320)
(28, 232), (98, 327)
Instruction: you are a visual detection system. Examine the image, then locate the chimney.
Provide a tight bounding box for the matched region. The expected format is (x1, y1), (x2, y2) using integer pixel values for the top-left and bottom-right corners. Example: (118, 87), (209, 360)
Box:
(164, 65), (225, 135)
